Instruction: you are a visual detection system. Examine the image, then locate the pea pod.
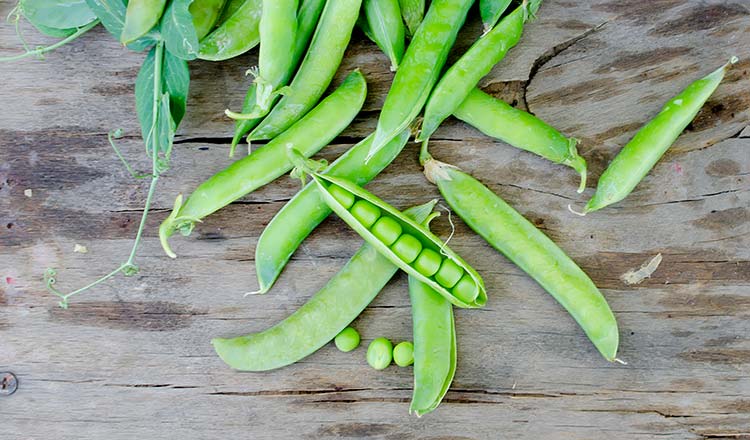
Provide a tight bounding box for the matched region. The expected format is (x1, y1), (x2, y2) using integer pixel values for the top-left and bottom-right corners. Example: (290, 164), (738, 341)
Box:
(453, 88), (587, 192)
(248, 0), (362, 141)
(214, 0), (244, 26)
(422, 156), (619, 361)
(198, 0), (261, 61)
(244, 0), (298, 117)
(363, 0), (405, 71)
(121, 0), (167, 44)
(254, 129), (411, 295)
(229, 0), (326, 153)
(417, 0), (541, 143)
(398, 0), (424, 36)
(292, 155), (487, 308)
(190, 0), (227, 40)
(582, 57), (738, 214)
(159, 70), (367, 258)
(479, 0), (512, 32)
(408, 276), (456, 416)
(367, 0), (473, 160)
(212, 200), (438, 371)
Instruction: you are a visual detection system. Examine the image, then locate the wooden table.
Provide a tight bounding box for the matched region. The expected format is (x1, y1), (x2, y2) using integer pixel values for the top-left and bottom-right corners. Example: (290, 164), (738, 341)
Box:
(2, 1), (749, 438)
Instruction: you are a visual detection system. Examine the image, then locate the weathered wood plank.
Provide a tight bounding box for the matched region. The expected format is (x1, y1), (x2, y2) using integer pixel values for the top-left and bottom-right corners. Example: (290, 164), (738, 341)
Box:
(1, 0), (749, 438)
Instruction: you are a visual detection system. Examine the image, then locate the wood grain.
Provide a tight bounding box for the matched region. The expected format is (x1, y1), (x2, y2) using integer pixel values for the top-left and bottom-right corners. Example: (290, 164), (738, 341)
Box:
(1, 0), (749, 438)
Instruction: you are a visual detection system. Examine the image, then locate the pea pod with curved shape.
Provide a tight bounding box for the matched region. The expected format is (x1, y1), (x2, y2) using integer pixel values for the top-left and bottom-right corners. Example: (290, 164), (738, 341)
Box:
(254, 129), (411, 295)
(417, 0), (542, 144)
(248, 0), (362, 141)
(582, 57), (738, 214)
(229, 0), (326, 153)
(190, 0), (227, 40)
(198, 0), (261, 61)
(363, 0), (405, 71)
(409, 276), (456, 417)
(292, 157), (487, 309)
(453, 88), (587, 193)
(366, 0), (473, 160)
(422, 157), (619, 361)
(159, 70), (367, 258)
(212, 200), (438, 371)
(121, 0), (167, 44)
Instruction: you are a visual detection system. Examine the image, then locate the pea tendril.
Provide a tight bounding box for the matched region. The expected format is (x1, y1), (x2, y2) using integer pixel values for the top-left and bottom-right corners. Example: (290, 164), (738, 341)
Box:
(45, 41), (168, 308)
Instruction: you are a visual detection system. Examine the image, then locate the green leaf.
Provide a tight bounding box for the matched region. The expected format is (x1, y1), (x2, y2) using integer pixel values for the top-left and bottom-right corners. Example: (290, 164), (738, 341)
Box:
(85, 0), (156, 51)
(135, 46), (189, 158)
(30, 22), (77, 38)
(21, 0), (97, 29)
(160, 0), (199, 60)
(162, 50), (189, 125)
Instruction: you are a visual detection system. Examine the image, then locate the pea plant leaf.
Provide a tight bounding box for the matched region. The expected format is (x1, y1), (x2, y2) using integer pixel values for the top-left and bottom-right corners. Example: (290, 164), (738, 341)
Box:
(135, 46), (189, 164)
(160, 0), (199, 60)
(84, 0), (157, 51)
(20, 0), (97, 29)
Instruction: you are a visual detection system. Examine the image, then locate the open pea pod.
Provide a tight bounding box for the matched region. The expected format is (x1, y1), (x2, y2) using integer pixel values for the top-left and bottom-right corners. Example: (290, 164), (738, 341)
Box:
(294, 158), (487, 309)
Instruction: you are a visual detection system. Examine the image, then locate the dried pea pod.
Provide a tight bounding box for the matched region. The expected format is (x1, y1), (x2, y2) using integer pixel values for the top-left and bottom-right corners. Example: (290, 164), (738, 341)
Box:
(290, 149), (487, 309)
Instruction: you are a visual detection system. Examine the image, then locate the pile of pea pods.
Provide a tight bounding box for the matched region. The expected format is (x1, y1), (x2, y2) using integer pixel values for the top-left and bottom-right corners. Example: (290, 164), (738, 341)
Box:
(7, 0), (736, 416)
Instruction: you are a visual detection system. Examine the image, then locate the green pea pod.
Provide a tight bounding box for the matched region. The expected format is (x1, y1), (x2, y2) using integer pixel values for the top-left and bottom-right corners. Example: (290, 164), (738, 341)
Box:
(198, 0), (261, 61)
(423, 157), (619, 361)
(250, 0), (299, 116)
(363, 0), (405, 71)
(398, 0), (424, 36)
(254, 129), (411, 295)
(190, 0), (227, 40)
(453, 88), (587, 193)
(20, 0), (98, 29)
(367, 0), (473, 160)
(294, 160), (487, 309)
(417, 0), (542, 143)
(214, 0), (244, 26)
(479, 0), (512, 32)
(159, 69), (367, 258)
(121, 0), (168, 44)
(230, 0), (326, 153)
(582, 57), (738, 214)
(212, 200), (438, 371)
(248, 0), (362, 141)
(408, 276), (456, 417)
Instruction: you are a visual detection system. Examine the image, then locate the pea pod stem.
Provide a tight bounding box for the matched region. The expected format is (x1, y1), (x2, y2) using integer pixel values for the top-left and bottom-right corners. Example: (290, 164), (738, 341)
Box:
(581, 57), (738, 214)
(212, 201), (438, 371)
(421, 151), (619, 361)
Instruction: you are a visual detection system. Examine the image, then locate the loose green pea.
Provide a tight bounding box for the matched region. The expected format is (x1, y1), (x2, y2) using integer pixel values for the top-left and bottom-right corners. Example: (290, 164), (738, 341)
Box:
(452, 273), (478, 303)
(329, 184), (356, 209)
(334, 327), (360, 352)
(371, 216), (402, 246)
(391, 234), (422, 263)
(413, 248), (441, 277)
(367, 337), (393, 370)
(351, 200), (381, 228)
(435, 258), (463, 288)
(393, 341), (414, 367)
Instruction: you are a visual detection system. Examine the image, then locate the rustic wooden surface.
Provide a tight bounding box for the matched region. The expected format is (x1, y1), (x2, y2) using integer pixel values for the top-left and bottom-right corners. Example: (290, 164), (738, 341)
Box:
(1, 0), (749, 438)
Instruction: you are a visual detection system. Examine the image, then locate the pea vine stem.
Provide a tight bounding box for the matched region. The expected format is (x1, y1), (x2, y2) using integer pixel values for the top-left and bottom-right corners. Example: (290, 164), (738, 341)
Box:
(0, 20), (100, 62)
(46, 41), (166, 308)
